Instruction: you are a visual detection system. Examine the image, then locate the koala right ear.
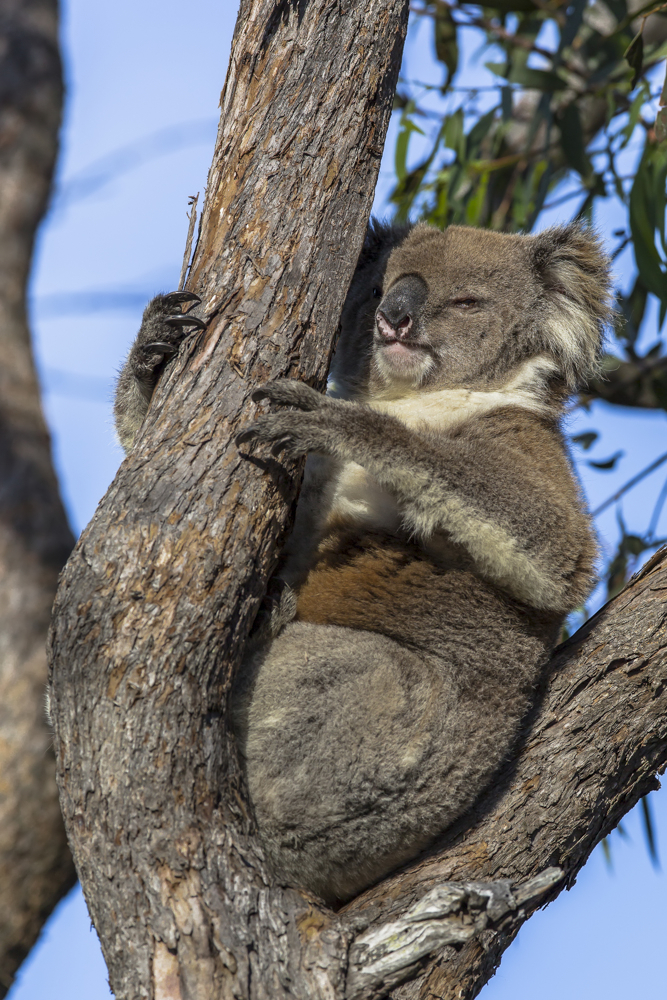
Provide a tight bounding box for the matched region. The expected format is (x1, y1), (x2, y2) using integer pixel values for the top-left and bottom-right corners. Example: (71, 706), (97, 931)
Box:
(531, 222), (614, 389)
(356, 218), (412, 271)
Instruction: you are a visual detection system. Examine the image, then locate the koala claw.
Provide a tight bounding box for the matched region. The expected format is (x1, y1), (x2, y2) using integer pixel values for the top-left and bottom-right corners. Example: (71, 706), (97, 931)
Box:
(236, 411), (324, 461)
(164, 314), (206, 330)
(162, 290), (201, 308)
(142, 341), (180, 359)
(251, 379), (326, 411)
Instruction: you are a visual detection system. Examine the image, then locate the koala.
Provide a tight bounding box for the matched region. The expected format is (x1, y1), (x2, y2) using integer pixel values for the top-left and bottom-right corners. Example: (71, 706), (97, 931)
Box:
(115, 220), (611, 906)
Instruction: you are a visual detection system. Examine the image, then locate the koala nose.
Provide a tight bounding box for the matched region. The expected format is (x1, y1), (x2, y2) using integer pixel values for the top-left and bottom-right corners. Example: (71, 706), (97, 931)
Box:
(376, 275), (427, 341)
(376, 309), (412, 340)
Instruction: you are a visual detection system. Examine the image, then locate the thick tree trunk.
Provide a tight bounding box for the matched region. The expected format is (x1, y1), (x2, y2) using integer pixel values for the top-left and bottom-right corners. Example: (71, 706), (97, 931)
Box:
(48, 2), (410, 998)
(47, 2), (667, 999)
(0, 0), (76, 993)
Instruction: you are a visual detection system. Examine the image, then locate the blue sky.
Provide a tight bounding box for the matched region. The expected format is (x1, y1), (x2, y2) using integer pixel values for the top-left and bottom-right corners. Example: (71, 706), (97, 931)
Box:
(8, 3), (667, 998)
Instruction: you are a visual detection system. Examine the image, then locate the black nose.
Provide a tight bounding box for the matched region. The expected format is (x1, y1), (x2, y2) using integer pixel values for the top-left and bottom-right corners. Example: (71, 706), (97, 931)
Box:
(376, 275), (427, 341)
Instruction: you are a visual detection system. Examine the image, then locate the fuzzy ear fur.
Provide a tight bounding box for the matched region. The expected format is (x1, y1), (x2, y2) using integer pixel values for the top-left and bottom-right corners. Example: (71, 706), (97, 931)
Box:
(356, 217), (412, 271)
(531, 222), (613, 388)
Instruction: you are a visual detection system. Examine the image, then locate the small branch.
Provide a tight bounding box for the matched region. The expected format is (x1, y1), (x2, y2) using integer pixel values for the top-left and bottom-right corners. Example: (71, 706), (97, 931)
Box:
(178, 193), (199, 291)
(592, 451), (667, 516)
(346, 869), (562, 1000)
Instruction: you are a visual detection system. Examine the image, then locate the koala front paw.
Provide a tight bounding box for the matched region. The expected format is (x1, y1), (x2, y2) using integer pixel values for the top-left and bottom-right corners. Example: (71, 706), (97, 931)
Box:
(252, 379), (327, 411)
(237, 410), (330, 460)
(131, 291), (205, 387)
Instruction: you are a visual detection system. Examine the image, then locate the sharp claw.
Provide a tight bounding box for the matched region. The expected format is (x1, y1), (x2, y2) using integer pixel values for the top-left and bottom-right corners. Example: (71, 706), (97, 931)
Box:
(164, 315), (206, 330)
(163, 291), (201, 306)
(143, 341), (179, 358)
(236, 428), (256, 446)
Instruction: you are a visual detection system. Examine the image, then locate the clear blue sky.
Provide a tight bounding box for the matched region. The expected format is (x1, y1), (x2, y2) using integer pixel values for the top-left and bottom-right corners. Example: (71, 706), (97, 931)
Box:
(9, 3), (666, 998)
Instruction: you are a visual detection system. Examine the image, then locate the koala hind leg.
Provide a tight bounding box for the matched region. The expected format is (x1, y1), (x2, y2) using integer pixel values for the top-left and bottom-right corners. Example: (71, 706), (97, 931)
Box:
(114, 291), (204, 453)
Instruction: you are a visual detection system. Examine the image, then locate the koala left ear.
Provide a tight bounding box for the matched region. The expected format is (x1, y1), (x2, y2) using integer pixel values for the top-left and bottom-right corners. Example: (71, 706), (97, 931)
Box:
(531, 222), (613, 388)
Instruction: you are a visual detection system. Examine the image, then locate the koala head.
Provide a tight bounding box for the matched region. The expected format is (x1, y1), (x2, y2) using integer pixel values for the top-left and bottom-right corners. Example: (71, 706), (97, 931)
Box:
(330, 221), (612, 404)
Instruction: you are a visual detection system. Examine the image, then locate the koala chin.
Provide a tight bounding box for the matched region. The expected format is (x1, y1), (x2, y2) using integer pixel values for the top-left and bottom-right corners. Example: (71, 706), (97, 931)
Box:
(115, 220), (612, 906)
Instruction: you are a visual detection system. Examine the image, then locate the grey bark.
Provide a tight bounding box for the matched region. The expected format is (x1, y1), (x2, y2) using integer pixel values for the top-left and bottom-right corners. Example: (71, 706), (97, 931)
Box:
(47, 1), (667, 999)
(0, 0), (76, 993)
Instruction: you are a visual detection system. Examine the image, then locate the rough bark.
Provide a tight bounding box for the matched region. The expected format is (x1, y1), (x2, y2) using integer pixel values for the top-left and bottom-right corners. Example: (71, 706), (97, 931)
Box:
(47, 2), (667, 999)
(48, 2), (410, 999)
(0, 0), (76, 993)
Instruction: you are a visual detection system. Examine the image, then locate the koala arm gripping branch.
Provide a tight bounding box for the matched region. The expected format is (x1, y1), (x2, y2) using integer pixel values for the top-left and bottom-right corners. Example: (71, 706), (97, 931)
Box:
(238, 380), (595, 614)
(114, 291), (205, 453)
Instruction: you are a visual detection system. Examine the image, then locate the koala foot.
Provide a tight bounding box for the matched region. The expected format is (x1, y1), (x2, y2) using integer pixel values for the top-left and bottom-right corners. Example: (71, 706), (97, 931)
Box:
(130, 291), (205, 387)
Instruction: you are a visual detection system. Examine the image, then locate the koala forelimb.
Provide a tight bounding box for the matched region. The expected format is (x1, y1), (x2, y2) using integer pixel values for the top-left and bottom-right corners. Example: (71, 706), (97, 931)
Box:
(115, 219), (611, 906)
(114, 291), (204, 452)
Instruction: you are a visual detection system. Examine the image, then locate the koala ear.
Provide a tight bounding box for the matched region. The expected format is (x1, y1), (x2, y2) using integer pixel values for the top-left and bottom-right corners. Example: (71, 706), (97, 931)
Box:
(356, 217), (412, 271)
(531, 222), (613, 388)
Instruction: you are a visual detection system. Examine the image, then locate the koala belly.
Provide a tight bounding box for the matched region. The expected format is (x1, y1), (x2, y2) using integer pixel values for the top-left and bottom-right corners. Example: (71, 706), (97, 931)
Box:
(233, 557), (557, 904)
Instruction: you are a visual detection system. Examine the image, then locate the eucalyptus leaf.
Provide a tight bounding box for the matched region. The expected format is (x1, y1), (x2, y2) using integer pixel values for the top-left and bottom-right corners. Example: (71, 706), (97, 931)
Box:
(588, 451), (624, 470)
(624, 28), (644, 89)
(571, 432), (599, 451)
(433, 1), (459, 87)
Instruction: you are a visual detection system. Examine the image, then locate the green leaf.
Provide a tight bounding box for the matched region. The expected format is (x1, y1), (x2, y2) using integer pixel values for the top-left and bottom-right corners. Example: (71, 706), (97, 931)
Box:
(559, 0), (587, 50)
(572, 431), (599, 450)
(588, 450), (624, 470)
(501, 86), (512, 123)
(641, 796), (660, 869)
(394, 104), (425, 183)
(656, 106), (667, 143)
(443, 108), (465, 161)
(558, 103), (593, 179)
(433, 1), (459, 87)
(466, 107), (497, 157)
(485, 61), (508, 79)
(629, 146), (667, 308)
(624, 28), (644, 89)
(619, 81), (650, 149)
(479, 0), (539, 11)
(618, 278), (649, 346)
(465, 171), (490, 226)
(507, 65), (567, 91)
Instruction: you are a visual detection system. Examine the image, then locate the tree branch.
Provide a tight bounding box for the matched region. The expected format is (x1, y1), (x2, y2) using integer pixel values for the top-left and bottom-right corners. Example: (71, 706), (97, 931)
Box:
(48, 2), (409, 998)
(0, 1), (76, 991)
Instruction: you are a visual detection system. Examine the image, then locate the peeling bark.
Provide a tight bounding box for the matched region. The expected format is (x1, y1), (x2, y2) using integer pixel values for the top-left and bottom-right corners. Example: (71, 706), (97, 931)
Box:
(0, 0), (76, 993)
(47, 1), (667, 998)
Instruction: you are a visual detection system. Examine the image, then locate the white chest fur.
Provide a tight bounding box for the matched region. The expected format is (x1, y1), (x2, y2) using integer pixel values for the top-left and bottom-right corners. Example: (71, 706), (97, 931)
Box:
(321, 356), (554, 535)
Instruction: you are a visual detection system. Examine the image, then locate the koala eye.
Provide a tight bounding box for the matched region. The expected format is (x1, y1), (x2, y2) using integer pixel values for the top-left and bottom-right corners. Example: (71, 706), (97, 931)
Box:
(452, 297), (478, 309)
(372, 286), (383, 299)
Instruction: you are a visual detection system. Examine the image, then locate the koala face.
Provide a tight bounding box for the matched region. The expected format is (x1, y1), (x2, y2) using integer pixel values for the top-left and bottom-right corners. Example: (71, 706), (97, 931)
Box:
(373, 226), (541, 393)
(330, 221), (611, 402)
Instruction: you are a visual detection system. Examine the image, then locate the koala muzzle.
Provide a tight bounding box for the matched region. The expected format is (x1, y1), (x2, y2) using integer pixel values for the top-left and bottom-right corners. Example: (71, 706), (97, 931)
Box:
(376, 275), (427, 342)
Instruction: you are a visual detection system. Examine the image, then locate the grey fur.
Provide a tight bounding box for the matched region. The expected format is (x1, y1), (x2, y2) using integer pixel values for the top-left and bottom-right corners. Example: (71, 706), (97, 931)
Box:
(115, 221), (612, 906)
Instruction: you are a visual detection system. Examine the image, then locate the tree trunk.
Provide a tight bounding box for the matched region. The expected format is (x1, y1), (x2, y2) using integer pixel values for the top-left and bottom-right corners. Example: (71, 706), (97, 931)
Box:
(48, 2), (410, 998)
(0, 0), (76, 992)
(47, 2), (667, 999)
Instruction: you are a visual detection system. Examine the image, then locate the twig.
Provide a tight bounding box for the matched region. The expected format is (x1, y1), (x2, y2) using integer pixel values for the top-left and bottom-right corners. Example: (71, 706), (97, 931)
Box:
(592, 451), (667, 517)
(178, 193), (199, 291)
(648, 474), (667, 538)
